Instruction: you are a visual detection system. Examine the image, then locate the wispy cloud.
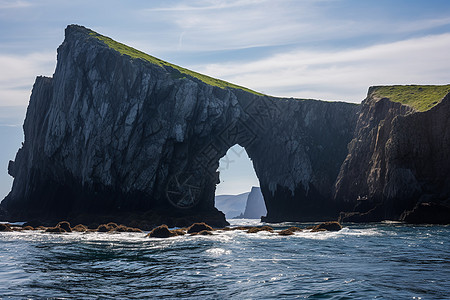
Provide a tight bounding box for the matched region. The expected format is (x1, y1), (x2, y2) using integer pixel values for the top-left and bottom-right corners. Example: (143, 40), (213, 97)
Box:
(195, 33), (450, 102)
(0, 51), (55, 106)
(134, 0), (450, 54)
(0, 0), (31, 9)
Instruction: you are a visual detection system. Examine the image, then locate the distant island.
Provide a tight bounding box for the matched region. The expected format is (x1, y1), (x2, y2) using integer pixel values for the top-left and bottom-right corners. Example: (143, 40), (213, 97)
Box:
(1, 25), (449, 227)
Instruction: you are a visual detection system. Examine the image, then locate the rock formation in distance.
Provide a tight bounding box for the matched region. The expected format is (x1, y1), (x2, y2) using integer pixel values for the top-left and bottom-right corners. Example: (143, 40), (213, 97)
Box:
(236, 187), (267, 219)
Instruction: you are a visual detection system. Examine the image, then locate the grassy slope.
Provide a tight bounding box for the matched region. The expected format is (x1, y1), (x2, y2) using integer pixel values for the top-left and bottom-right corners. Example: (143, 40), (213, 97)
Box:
(370, 85), (450, 112)
(88, 31), (263, 96)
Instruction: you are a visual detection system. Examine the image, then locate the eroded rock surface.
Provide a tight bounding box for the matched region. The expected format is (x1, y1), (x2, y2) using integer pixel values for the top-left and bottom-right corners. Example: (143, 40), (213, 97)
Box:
(335, 88), (450, 223)
(1, 25), (358, 225)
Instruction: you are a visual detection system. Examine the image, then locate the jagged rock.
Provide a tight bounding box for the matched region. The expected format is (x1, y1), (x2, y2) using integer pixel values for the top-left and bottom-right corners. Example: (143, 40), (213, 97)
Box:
(247, 226), (274, 233)
(0, 223), (12, 231)
(310, 221), (342, 232)
(278, 229), (294, 236)
(1, 25), (357, 225)
(22, 226), (35, 230)
(335, 86), (450, 223)
(147, 225), (175, 238)
(72, 224), (88, 232)
(96, 224), (110, 232)
(171, 228), (186, 236)
(187, 223), (213, 234)
(56, 221), (72, 232)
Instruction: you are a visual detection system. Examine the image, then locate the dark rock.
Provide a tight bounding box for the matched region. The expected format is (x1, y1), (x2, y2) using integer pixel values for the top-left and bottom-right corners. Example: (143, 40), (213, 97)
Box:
(247, 226), (274, 233)
(334, 88), (450, 223)
(0, 223), (12, 231)
(106, 222), (119, 229)
(172, 229), (186, 236)
(72, 224), (88, 232)
(147, 225), (175, 238)
(187, 223), (213, 234)
(400, 202), (450, 224)
(310, 221), (342, 232)
(1, 25), (357, 226)
(22, 226), (35, 230)
(96, 224), (110, 232)
(56, 221), (72, 232)
(278, 229), (294, 236)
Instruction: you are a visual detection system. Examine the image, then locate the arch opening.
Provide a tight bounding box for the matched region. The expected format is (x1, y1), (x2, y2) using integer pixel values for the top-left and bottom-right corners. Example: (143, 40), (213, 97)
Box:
(214, 144), (267, 220)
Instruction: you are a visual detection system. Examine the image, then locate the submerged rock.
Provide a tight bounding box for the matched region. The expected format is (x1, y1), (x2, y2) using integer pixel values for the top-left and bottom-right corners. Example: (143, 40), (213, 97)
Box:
(187, 223), (213, 234)
(310, 221), (342, 232)
(56, 221), (72, 232)
(278, 226), (303, 236)
(0, 223), (12, 232)
(147, 225), (175, 238)
(72, 224), (88, 232)
(247, 226), (274, 233)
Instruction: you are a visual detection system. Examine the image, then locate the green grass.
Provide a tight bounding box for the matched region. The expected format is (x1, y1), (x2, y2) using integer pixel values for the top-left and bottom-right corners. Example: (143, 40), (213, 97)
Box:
(88, 31), (264, 96)
(370, 85), (450, 112)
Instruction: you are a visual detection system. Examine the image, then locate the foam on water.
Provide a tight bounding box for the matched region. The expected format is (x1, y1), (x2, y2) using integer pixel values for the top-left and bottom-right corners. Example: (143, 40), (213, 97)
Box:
(0, 222), (449, 298)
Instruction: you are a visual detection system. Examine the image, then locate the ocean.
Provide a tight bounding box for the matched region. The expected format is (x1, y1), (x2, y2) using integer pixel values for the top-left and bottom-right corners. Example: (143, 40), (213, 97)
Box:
(0, 219), (449, 299)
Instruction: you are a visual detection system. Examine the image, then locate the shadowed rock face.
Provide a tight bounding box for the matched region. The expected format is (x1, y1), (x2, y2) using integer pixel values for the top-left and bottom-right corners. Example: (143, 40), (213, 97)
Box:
(1, 25), (359, 225)
(335, 88), (450, 222)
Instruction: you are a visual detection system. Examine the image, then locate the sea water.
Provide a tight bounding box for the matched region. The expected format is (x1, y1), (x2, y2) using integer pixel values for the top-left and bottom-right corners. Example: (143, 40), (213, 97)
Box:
(0, 220), (449, 299)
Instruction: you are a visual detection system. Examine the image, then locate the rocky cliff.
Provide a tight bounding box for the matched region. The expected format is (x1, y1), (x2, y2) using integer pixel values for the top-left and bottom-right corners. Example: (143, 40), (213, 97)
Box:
(1, 25), (359, 227)
(335, 86), (450, 224)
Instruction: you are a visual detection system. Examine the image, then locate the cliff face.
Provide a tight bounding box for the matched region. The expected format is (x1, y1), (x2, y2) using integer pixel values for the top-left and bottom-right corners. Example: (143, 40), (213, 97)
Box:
(335, 88), (450, 223)
(1, 25), (358, 226)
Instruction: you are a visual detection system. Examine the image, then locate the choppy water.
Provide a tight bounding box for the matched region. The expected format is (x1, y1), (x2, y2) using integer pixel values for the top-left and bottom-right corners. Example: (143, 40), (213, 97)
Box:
(0, 220), (449, 299)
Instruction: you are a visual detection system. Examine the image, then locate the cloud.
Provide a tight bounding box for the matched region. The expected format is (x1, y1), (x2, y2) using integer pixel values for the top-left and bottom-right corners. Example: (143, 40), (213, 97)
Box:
(0, 51), (56, 106)
(193, 33), (450, 102)
(0, 0), (32, 9)
(134, 0), (450, 54)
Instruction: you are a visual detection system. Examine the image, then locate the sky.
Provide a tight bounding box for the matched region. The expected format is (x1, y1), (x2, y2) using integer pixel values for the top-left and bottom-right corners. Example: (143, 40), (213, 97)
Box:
(1, 0), (450, 198)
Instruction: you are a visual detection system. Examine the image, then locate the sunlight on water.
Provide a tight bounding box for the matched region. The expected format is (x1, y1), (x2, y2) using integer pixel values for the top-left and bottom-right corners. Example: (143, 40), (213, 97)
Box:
(0, 222), (449, 298)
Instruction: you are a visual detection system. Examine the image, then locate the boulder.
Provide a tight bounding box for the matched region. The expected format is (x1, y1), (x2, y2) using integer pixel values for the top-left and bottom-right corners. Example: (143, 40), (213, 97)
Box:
(0, 223), (12, 232)
(247, 226), (274, 233)
(72, 224), (88, 232)
(310, 221), (342, 232)
(56, 221), (72, 232)
(187, 223), (213, 234)
(147, 225), (175, 238)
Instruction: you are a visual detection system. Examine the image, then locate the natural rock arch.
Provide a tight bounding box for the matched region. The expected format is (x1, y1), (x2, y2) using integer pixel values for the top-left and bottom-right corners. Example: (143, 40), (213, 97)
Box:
(2, 25), (359, 226)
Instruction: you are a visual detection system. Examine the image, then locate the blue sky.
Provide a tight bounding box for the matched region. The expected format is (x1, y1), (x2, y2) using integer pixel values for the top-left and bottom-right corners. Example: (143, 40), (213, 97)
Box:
(1, 0), (450, 197)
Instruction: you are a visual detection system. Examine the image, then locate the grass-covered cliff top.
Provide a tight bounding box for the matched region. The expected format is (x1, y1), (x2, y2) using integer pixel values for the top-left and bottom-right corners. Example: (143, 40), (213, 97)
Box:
(370, 85), (450, 112)
(88, 30), (264, 96)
